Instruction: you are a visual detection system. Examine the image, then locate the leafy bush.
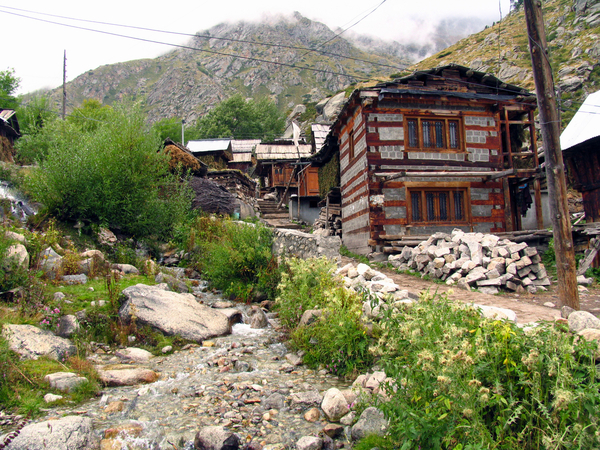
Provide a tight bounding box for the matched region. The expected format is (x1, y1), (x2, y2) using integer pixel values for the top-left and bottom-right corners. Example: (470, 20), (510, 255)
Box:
(276, 258), (373, 377)
(25, 101), (192, 240)
(0, 228), (29, 292)
(372, 291), (600, 449)
(180, 216), (281, 302)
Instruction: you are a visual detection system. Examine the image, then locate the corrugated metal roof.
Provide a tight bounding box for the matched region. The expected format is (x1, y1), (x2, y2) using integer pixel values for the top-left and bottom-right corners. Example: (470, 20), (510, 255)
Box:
(187, 139), (231, 153)
(311, 124), (330, 152)
(231, 139), (261, 153)
(561, 90), (600, 151)
(255, 144), (313, 161)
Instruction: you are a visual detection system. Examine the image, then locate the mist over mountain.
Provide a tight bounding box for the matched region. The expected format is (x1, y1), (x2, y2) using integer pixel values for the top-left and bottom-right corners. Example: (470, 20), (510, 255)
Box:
(43, 13), (419, 123)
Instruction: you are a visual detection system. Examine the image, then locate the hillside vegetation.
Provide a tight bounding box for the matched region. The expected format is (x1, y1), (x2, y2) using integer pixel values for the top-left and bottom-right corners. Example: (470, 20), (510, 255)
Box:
(407, 0), (600, 128)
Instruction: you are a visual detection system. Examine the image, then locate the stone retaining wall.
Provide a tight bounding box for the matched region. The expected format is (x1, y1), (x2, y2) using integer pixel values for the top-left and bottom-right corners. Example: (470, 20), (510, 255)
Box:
(272, 228), (341, 261)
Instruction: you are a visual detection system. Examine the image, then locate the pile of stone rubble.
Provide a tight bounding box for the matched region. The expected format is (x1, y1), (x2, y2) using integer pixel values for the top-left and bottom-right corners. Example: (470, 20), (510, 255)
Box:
(387, 229), (552, 295)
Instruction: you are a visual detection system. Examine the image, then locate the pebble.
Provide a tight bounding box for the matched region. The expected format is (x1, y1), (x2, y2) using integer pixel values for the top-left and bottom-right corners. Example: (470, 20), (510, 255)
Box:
(38, 299), (352, 449)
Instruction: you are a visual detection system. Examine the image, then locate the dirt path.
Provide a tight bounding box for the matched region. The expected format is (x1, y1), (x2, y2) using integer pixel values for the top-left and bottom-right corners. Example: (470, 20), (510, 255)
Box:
(341, 256), (600, 324)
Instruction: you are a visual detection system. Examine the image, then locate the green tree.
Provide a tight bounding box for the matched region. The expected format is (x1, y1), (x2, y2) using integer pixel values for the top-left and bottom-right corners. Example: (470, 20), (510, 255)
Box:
(17, 95), (54, 134)
(0, 68), (20, 109)
(67, 99), (114, 133)
(194, 94), (285, 140)
(26, 101), (192, 239)
(151, 117), (201, 144)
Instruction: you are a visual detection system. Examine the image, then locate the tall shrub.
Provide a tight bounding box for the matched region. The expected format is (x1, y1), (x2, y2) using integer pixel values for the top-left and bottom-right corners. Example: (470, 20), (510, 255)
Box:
(26, 101), (192, 239)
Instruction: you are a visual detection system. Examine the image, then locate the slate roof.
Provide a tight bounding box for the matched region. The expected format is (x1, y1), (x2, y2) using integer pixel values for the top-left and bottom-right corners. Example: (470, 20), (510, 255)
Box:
(230, 139), (261, 163)
(311, 124), (330, 153)
(255, 143), (313, 161)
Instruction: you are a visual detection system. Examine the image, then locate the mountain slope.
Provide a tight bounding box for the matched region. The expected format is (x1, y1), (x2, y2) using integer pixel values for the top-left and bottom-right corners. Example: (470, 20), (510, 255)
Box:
(406, 0), (600, 127)
(49, 13), (417, 123)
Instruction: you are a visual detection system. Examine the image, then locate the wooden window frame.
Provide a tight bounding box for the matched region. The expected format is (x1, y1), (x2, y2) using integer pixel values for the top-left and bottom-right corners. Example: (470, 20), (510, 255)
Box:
(405, 116), (464, 152)
(406, 183), (470, 225)
(348, 128), (355, 161)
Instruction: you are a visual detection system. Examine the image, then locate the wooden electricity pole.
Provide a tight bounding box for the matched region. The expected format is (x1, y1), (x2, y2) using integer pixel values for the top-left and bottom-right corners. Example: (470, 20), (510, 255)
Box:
(524, 0), (579, 309)
(62, 50), (67, 120)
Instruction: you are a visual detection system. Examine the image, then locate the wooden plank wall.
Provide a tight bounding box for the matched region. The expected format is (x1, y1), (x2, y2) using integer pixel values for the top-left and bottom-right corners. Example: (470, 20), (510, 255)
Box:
(339, 108), (371, 254)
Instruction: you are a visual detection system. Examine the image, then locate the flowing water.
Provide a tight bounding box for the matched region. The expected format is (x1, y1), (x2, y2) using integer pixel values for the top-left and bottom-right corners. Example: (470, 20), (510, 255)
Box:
(39, 301), (353, 449)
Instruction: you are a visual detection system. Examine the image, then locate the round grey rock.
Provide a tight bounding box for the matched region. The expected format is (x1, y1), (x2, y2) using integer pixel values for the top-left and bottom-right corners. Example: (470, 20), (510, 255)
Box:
(569, 310), (600, 333)
(351, 407), (388, 441)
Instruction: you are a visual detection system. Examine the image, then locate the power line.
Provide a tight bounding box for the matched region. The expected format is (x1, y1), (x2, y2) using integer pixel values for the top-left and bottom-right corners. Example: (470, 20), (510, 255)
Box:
(0, 4), (408, 74)
(293, 0), (388, 64)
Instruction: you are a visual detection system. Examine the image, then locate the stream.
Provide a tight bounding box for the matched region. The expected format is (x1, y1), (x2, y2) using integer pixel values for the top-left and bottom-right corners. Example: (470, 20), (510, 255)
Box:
(37, 298), (354, 450)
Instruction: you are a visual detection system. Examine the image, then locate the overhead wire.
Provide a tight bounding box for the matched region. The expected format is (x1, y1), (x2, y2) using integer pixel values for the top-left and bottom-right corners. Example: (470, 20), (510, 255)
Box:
(0, 4), (408, 76)
(293, 0), (388, 63)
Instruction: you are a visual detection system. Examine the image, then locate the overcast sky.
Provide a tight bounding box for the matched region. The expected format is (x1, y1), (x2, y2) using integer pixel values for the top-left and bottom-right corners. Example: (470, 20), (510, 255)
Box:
(1, 0), (512, 95)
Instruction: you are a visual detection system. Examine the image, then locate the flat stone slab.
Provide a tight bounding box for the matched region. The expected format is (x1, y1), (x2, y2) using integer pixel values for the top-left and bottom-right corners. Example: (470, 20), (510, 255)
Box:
(2, 324), (76, 361)
(119, 284), (231, 342)
(115, 347), (154, 363)
(97, 367), (159, 387)
(1, 416), (98, 450)
(44, 372), (88, 392)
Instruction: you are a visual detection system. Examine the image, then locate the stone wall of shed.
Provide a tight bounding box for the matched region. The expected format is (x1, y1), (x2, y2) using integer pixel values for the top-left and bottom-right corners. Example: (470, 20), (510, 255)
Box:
(272, 228), (341, 261)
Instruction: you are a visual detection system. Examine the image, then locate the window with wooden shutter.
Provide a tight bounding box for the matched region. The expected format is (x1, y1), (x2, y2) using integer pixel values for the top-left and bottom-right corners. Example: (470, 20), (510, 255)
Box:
(408, 188), (468, 224)
(406, 117), (463, 151)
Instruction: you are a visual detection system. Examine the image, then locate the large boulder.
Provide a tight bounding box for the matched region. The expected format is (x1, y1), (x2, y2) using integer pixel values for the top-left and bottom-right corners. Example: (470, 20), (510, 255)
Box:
(0, 416), (99, 450)
(119, 284), (231, 342)
(2, 324), (76, 361)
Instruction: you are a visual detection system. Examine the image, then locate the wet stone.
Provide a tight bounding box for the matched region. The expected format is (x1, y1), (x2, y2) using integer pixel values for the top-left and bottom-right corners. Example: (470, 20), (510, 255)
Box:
(37, 308), (352, 449)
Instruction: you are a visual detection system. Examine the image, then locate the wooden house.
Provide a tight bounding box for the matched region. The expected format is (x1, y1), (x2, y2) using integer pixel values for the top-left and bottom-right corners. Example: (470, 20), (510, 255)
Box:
(312, 65), (544, 254)
(0, 109), (20, 163)
(228, 139), (261, 173)
(255, 141), (321, 222)
(187, 138), (232, 169)
(561, 90), (600, 223)
(0, 110), (20, 144)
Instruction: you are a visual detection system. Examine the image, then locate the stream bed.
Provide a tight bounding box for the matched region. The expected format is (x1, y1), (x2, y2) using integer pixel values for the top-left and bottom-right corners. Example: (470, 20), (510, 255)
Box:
(38, 301), (353, 449)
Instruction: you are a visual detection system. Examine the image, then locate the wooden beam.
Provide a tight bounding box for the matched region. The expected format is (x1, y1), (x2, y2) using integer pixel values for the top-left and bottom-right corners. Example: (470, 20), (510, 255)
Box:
(577, 237), (600, 276)
(375, 170), (514, 181)
(525, 0), (579, 309)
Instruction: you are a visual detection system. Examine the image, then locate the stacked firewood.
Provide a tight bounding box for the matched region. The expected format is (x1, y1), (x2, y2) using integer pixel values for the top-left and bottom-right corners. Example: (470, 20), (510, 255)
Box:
(312, 203), (342, 237)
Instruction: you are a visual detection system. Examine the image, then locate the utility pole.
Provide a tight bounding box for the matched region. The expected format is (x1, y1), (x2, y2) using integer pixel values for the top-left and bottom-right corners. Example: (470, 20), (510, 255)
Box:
(524, 0), (579, 309)
(62, 50), (67, 120)
(181, 119), (186, 145)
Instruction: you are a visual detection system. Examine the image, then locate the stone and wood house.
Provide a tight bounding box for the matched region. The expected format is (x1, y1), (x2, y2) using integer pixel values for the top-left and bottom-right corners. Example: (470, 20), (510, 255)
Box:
(312, 65), (544, 255)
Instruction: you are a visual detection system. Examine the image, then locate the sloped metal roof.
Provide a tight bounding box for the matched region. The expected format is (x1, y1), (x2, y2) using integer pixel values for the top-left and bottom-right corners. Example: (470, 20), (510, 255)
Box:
(311, 124), (330, 153)
(560, 90), (600, 151)
(255, 143), (313, 161)
(0, 110), (16, 123)
(187, 139), (231, 153)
